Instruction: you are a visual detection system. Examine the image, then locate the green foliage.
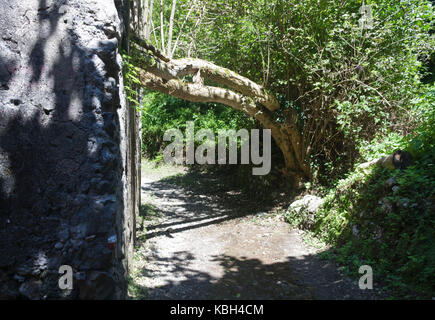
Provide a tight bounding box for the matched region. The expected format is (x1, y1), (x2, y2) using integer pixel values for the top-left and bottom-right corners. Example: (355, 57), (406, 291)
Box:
(194, 0), (434, 181)
(286, 90), (434, 298)
(122, 51), (143, 111)
(129, 0), (434, 184)
(147, 0), (205, 58)
(122, 47), (256, 159)
(129, 1), (434, 298)
(141, 91), (256, 158)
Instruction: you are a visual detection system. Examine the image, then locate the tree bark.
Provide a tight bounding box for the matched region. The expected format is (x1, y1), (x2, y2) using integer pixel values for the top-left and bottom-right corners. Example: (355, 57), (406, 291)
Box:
(159, 0), (165, 55)
(131, 36), (310, 185)
(167, 0), (177, 58)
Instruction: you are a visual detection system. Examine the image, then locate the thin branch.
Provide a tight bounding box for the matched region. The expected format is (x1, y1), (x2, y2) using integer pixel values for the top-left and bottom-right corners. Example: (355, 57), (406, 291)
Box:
(160, 0), (165, 55)
(171, 0), (197, 58)
(167, 0), (177, 58)
(131, 33), (170, 62)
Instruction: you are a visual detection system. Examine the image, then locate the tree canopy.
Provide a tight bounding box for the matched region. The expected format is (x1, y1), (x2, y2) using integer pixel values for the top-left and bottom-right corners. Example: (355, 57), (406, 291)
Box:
(126, 0), (434, 185)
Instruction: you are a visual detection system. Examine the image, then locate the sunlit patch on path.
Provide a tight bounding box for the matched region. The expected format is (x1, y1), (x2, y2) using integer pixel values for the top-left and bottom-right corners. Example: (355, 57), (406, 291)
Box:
(129, 161), (379, 300)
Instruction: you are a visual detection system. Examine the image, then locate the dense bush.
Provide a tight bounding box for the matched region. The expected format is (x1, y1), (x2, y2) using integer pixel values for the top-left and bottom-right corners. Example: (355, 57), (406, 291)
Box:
(126, 0), (434, 185)
(125, 0), (434, 298)
(194, 0), (434, 181)
(285, 88), (435, 298)
(139, 91), (256, 159)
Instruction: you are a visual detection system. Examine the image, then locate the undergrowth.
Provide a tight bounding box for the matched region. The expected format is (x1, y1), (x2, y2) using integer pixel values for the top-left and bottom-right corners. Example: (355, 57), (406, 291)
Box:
(286, 89), (434, 299)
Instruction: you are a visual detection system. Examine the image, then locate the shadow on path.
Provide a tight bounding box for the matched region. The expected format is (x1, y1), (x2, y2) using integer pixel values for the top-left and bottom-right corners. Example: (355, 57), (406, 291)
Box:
(131, 165), (380, 300)
(139, 168), (286, 241)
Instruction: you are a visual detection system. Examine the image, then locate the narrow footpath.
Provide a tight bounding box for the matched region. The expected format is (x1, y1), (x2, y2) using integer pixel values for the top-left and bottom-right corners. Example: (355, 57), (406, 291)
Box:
(129, 162), (379, 300)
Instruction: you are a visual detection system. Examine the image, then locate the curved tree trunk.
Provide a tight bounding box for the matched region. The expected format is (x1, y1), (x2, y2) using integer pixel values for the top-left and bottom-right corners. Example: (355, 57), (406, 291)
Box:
(131, 36), (310, 185)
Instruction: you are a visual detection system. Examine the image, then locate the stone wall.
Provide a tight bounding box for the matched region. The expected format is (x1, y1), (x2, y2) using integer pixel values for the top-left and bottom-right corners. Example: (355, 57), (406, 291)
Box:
(0, 0), (139, 299)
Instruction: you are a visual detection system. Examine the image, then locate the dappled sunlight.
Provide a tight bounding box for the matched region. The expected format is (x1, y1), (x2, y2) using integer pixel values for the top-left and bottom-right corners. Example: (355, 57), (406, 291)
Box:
(0, 0), (133, 299)
(130, 245), (378, 300)
(130, 163), (380, 300)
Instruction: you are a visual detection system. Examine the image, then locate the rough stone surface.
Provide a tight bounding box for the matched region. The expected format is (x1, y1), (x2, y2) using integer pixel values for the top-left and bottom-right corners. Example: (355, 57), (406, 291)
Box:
(0, 0), (139, 299)
(378, 198), (393, 213)
(287, 195), (324, 230)
(385, 176), (397, 188)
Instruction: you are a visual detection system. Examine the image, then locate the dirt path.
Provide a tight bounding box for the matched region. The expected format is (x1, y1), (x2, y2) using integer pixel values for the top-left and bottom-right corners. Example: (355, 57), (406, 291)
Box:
(129, 162), (379, 300)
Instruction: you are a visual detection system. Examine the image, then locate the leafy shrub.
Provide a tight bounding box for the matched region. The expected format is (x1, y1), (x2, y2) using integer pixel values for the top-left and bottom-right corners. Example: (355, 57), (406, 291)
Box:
(196, 0), (434, 182)
(140, 91), (256, 159)
(286, 88), (435, 298)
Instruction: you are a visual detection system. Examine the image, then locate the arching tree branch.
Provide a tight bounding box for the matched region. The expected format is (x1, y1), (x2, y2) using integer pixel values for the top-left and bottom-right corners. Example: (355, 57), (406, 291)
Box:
(131, 35), (279, 112)
(131, 35), (310, 184)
